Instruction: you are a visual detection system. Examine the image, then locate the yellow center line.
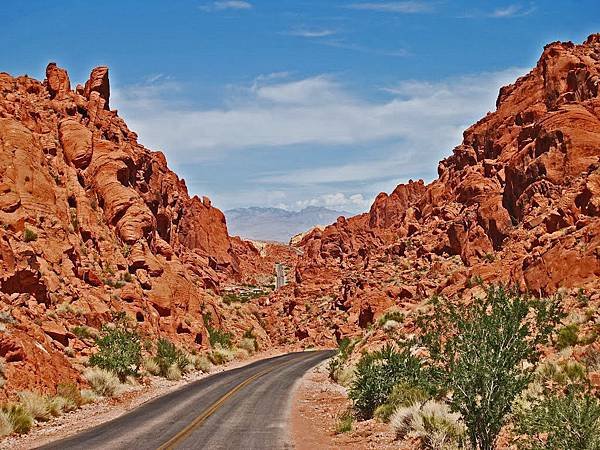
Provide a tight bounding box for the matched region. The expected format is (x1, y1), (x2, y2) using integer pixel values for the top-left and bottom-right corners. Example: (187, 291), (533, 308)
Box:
(157, 354), (310, 450)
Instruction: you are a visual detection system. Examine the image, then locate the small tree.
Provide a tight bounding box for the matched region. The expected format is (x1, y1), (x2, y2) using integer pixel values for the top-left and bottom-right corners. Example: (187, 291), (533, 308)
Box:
(417, 286), (563, 450)
(90, 312), (141, 381)
(155, 338), (189, 376)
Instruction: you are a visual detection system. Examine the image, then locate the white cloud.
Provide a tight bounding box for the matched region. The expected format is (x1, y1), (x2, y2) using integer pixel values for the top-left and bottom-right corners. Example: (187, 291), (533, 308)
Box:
(293, 193), (370, 210)
(287, 28), (337, 38)
(346, 1), (433, 13)
(199, 1), (252, 12)
(490, 4), (535, 18)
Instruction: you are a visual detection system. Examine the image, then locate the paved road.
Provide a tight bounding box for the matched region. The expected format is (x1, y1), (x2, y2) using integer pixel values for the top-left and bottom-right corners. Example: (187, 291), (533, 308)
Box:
(39, 351), (334, 450)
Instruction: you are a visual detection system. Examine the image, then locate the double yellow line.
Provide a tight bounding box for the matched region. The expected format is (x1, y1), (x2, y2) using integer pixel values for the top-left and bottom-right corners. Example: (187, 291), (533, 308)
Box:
(157, 355), (302, 450)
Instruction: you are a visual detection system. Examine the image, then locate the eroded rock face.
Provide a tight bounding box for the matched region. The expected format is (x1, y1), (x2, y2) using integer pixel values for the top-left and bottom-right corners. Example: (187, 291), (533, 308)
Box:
(261, 34), (600, 347)
(0, 63), (277, 399)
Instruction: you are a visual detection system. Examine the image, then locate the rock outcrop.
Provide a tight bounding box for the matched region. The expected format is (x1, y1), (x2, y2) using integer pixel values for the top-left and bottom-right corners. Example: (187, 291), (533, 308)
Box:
(261, 34), (600, 347)
(0, 63), (284, 399)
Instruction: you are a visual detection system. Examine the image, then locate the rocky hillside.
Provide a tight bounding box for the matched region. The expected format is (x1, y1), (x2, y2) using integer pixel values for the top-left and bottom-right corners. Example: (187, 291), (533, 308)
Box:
(261, 34), (600, 346)
(0, 64), (289, 398)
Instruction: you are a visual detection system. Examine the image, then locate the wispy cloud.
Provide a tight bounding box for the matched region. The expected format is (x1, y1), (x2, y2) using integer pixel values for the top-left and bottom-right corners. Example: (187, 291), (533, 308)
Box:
(346, 1), (433, 13)
(320, 39), (409, 57)
(460, 3), (536, 19)
(490, 4), (535, 18)
(199, 1), (252, 12)
(287, 28), (338, 38)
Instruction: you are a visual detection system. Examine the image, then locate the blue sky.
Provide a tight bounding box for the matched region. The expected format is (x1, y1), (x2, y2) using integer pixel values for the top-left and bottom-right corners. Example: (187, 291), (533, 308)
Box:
(3, 1), (599, 212)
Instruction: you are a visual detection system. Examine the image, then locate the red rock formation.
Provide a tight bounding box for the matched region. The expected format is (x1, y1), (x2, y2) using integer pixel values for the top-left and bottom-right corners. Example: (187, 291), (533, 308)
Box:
(0, 63), (278, 399)
(262, 34), (600, 347)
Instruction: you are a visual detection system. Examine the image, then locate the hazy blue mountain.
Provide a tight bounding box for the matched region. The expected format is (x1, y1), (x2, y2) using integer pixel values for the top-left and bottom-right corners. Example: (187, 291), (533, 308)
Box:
(225, 206), (351, 242)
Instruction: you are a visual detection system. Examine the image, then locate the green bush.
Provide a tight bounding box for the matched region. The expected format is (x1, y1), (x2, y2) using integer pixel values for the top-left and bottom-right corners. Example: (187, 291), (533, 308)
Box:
(416, 286), (563, 450)
(208, 328), (233, 348)
(155, 338), (189, 377)
(515, 388), (600, 450)
(89, 314), (141, 381)
(335, 409), (354, 434)
(556, 324), (579, 350)
(349, 344), (424, 419)
(23, 228), (37, 242)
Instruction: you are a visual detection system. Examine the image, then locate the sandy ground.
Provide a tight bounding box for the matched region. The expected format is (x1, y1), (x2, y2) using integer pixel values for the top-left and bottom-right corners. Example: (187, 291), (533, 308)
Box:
(290, 361), (397, 450)
(0, 347), (287, 450)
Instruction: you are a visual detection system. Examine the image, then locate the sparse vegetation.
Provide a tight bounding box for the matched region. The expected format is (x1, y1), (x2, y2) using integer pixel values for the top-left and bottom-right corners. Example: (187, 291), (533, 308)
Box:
(1, 403), (33, 434)
(56, 382), (83, 409)
(18, 391), (52, 422)
(349, 344), (424, 419)
(335, 409), (354, 434)
(83, 367), (121, 397)
(89, 313), (141, 381)
(391, 400), (467, 450)
(23, 228), (38, 242)
(374, 383), (429, 423)
(154, 338), (189, 378)
(556, 323), (579, 349)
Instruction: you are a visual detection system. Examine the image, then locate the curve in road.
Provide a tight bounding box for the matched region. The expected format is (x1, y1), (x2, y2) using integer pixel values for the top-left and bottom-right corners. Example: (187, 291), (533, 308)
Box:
(38, 350), (334, 450)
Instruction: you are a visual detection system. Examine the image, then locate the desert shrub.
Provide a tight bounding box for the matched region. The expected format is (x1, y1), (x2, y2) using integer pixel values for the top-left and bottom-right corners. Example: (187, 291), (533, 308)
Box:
(141, 357), (161, 376)
(2, 403), (33, 434)
(374, 382), (429, 423)
(391, 400), (466, 450)
(80, 389), (98, 404)
(193, 355), (212, 373)
(238, 337), (257, 354)
(208, 328), (233, 348)
(378, 310), (404, 326)
(18, 391), (52, 422)
(56, 382), (83, 408)
(23, 228), (37, 242)
(328, 337), (357, 380)
(0, 410), (12, 437)
(83, 367), (121, 397)
(46, 396), (71, 416)
(89, 314), (141, 381)
(155, 338), (189, 377)
(209, 345), (235, 365)
(556, 324), (579, 350)
(515, 388), (600, 450)
(349, 344), (424, 419)
(415, 286), (563, 450)
(335, 409), (354, 434)
(165, 364), (182, 381)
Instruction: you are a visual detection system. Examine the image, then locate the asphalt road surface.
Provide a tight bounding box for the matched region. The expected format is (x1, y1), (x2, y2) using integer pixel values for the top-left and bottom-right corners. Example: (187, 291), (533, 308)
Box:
(38, 350), (334, 450)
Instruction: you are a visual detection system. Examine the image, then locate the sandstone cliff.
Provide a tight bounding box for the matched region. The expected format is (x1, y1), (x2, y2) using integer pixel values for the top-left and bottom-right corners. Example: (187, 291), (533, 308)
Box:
(0, 64), (282, 397)
(261, 34), (600, 346)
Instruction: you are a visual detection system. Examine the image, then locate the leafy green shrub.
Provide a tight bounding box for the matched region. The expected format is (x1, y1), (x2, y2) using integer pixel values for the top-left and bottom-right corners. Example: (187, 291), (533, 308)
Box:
(83, 367), (121, 397)
(89, 314), (141, 381)
(556, 324), (579, 350)
(349, 344), (424, 419)
(208, 328), (233, 348)
(2, 403), (33, 434)
(23, 228), (37, 242)
(515, 389), (600, 450)
(155, 338), (189, 377)
(415, 286), (563, 450)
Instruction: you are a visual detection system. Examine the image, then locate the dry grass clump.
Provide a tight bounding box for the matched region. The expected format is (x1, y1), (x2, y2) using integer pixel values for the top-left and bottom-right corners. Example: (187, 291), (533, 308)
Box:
(83, 367), (122, 397)
(0, 410), (13, 437)
(80, 389), (99, 404)
(165, 364), (182, 381)
(190, 355), (212, 373)
(18, 391), (52, 422)
(391, 400), (466, 450)
(1, 403), (33, 434)
(141, 357), (161, 376)
(382, 319), (400, 332)
(56, 382), (83, 409)
(238, 338), (257, 354)
(209, 345), (235, 365)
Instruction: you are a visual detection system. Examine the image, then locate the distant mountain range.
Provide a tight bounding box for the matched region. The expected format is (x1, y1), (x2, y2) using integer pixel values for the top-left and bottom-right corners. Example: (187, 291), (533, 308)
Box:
(225, 206), (351, 242)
